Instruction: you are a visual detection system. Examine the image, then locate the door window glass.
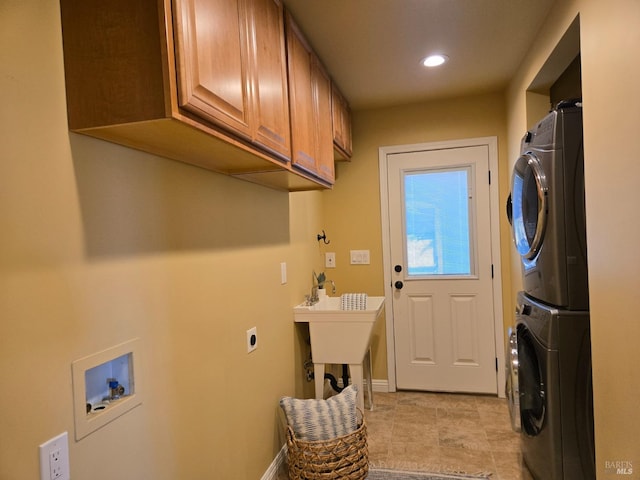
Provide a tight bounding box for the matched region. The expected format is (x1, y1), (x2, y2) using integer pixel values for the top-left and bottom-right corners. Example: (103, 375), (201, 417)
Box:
(404, 167), (473, 276)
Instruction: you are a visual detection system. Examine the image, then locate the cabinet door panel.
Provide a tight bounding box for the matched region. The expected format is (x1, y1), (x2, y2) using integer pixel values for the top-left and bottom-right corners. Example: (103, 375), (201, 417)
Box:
(173, 0), (252, 138)
(248, 0), (291, 160)
(313, 59), (335, 182)
(286, 17), (317, 174)
(332, 84), (352, 158)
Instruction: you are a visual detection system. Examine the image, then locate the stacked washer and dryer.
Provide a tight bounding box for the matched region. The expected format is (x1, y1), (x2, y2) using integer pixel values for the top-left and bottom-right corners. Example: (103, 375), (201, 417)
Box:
(507, 101), (596, 479)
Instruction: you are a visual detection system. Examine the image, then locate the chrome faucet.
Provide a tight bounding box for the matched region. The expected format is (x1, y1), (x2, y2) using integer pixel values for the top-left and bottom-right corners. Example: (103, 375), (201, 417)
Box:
(308, 286), (319, 305)
(305, 272), (337, 305)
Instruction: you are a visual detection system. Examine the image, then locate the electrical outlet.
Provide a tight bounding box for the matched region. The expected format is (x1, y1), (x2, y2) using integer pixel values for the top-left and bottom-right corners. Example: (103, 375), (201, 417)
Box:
(50, 449), (63, 479)
(303, 359), (314, 382)
(246, 327), (258, 353)
(39, 432), (70, 480)
(325, 252), (336, 268)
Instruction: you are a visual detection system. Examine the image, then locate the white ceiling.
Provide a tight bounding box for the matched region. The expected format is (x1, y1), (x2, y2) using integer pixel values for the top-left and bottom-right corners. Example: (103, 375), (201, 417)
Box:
(282, 0), (558, 110)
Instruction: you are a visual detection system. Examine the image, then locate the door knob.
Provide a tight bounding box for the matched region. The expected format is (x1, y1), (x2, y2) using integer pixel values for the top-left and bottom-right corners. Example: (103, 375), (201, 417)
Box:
(394, 265), (403, 273)
(394, 281), (404, 290)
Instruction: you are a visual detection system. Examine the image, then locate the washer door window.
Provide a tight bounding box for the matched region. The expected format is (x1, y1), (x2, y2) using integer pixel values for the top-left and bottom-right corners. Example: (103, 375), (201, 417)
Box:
(517, 324), (546, 436)
(511, 153), (547, 261)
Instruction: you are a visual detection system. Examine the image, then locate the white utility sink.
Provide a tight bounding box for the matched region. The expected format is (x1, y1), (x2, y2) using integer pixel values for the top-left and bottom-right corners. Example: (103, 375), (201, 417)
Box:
(294, 296), (385, 410)
(294, 296), (385, 363)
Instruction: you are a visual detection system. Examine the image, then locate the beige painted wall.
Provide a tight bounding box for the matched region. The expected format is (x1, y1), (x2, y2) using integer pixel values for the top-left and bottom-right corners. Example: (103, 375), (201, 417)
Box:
(324, 0), (640, 473)
(4, 0), (639, 478)
(322, 93), (510, 381)
(506, 0), (640, 475)
(0, 2), (322, 479)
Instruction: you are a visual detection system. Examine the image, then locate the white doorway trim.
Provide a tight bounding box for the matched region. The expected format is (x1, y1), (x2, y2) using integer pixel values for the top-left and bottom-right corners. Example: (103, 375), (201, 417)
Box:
(379, 136), (506, 397)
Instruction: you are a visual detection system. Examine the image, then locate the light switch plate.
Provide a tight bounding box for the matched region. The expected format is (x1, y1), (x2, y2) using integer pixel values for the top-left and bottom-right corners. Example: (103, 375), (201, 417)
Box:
(350, 249), (370, 265)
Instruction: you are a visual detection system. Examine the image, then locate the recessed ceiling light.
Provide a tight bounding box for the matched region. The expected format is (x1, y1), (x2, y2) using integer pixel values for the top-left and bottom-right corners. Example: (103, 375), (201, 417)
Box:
(422, 54), (449, 67)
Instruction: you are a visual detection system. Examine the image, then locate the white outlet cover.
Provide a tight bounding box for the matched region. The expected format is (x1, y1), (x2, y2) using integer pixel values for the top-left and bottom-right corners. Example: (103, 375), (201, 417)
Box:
(39, 432), (70, 480)
(325, 252), (336, 268)
(247, 327), (258, 353)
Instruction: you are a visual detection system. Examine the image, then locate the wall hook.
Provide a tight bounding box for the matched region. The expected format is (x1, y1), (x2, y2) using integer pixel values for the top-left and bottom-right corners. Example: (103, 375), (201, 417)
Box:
(317, 230), (330, 245)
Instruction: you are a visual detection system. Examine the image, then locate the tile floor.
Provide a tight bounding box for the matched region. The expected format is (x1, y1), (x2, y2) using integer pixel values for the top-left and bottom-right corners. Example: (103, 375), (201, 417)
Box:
(363, 391), (533, 479)
(279, 390), (534, 479)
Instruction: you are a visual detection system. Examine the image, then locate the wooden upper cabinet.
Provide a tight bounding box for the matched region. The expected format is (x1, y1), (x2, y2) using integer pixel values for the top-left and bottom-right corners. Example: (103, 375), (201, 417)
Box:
(285, 12), (335, 184)
(247, 0), (291, 160)
(285, 14), (316, 174)
(331, 84), (353, 159)
(173, 0), (251, 136)
(173, 0), (291, 160)
(313, 60), (335, 182)
(58, 0), (336, 191)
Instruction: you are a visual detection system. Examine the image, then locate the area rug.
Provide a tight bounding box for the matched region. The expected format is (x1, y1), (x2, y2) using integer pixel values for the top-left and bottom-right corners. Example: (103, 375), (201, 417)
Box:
(367, 468), (491, 480)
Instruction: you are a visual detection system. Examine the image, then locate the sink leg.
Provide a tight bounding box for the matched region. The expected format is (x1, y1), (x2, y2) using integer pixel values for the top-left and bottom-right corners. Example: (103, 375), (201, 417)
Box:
(348, 364), (365, 411)
(313, 363), (325, 400)
(363, 348), (374, 410)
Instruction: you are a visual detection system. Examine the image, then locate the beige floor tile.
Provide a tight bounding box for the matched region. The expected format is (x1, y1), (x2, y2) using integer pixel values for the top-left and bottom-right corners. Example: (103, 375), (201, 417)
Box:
(396, 391), (440, 407)
(394, 404), (438, 425)
(432, 393), (479, 411)
(279, 391), (529, 479)
(486, 427), (521, 453)
(365, 403), (396, 423)
(376, 392), (527, 477)
(367, 436), (391, 464)
(437, 445), (497, 475)
(392, 421), (439, 444)
(372, 392), (399, 406)
(438, 424), (491, 451)
(387, 442), (442, 471)
(437, 407), (482, 429)
(475, 394), (509, 411)
(493, 450), (535, 480)
(478, 407), (514, 431)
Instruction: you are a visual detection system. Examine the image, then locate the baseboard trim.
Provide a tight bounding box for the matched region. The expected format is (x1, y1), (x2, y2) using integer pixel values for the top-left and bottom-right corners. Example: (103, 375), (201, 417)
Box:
(334, 378), (390, 393)
(261, 444), (287, 480)
(372, 379), (389, 392)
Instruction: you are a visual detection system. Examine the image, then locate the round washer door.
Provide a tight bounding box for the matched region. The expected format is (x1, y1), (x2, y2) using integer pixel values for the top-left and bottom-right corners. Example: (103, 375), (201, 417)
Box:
(517, 323), (546, 436)
(511, 153), (548, 261)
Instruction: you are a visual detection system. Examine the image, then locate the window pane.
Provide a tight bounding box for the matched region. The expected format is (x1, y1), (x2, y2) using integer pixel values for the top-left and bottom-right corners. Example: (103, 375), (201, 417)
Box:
(404, 168), (472, 275)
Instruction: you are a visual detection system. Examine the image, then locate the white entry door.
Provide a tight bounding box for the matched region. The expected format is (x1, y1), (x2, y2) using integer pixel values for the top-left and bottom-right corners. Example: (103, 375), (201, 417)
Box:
(384, 142), (498, 393)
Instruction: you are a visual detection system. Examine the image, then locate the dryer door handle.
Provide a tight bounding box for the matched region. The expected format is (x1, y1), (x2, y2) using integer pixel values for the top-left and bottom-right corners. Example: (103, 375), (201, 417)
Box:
(517, 304), (532, 316)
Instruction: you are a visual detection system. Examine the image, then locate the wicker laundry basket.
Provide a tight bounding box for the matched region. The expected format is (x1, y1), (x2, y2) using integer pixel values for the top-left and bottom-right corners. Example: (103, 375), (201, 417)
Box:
(286, 417), (368, 480)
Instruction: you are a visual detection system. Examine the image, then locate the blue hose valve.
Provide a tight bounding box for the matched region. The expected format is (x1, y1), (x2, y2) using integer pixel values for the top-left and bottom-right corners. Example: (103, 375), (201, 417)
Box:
(109, 379), (120, 399)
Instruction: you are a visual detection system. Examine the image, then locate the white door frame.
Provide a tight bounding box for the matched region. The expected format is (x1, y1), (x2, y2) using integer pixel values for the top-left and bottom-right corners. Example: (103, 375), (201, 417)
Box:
(379, 136), (506, 397)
